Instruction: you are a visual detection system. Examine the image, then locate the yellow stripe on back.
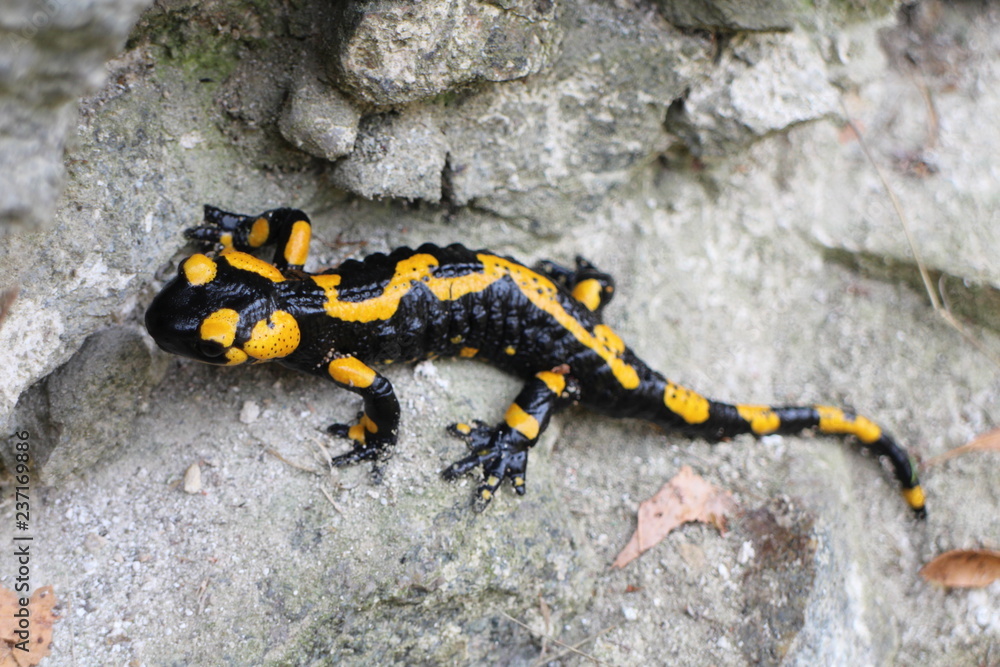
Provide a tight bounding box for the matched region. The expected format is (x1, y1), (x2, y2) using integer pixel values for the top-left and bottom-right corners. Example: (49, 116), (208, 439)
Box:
(313, 253), (642, 390)
(222, 250), (285, 282)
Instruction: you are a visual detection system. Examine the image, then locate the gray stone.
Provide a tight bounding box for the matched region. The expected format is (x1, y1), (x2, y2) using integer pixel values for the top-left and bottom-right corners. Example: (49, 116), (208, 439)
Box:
(326, 0), (560, 107)
(666, 31), (840, 157)
(330, 106), (448, 201)
(0, 0), (153, 234)
(4, 326), (166, 485)
(657, 0), (799, 32)
(278, 68), (362, 161)
(328, 3), (706, 219)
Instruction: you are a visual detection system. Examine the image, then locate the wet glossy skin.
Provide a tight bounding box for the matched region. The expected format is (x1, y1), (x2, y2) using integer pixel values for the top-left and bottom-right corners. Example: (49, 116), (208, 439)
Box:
(145, 206), (926, 516)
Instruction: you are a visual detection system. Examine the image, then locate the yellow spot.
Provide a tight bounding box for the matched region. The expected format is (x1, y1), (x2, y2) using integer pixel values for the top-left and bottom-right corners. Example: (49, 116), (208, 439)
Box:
(571, 279), (603, 311)
(513, 476), (524, 487)
(459, 347), (479, 358)
(221, 250), (285, 282)
(663, 382), (710, 424)
(183, 254), (217, 285)
(454, 423), (472, 435)
(248, 217), (270, 248)
(480, 489), (493, 500)
(505, 403), (540, 440)
(242, 310), (300, 360)
(902, 485), (925, 510)
(283, 220), (311, 266)
(816, 406), (882, 444)
(486, 475), (500, 487)
(536, 371), (566, 395)
(505, 345), (517, 356)
(736, 404), (781, 435)
(328, 357), (376, 388)
(312, 253), (642, 390)
(361, 414), (378, 434)
(200, 308), (240, 347)
(219, 232), (234, 249)
(348, 422), (366, 444)
(224, 348), (248, 366)
(450, 335), (464, 344)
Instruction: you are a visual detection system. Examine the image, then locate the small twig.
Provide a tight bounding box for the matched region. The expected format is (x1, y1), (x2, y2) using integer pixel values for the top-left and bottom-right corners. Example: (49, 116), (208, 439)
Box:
(319, 485), (344, 514)
(925, 427), (1000, 467)
(196, 578), (211, 614)
(532, 625), (617, 667)
(841, 99), (1000, 370)
(910, 72), (939, 150)
(500, 611), (604, 665)
(265, 447), (319, 473)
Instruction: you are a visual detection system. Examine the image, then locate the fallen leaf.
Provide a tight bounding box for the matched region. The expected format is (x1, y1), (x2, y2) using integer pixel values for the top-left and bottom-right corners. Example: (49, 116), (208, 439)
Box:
(0, 586), (58, 667)
(926, 428), (1000, 466)
(612, 466), (736, 568)
(920, 549), (1000, 588)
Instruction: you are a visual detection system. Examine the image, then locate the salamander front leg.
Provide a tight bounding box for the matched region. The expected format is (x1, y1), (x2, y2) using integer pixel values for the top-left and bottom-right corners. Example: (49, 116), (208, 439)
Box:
(185, 205), (313, 271)
(324, 357), (401, 478)
(535, 256), (615, 318)
(442, 371), (579, 508)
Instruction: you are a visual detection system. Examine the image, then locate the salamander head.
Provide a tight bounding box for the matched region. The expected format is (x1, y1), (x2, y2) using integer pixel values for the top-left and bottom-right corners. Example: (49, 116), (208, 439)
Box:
(145, 251), (300, 366)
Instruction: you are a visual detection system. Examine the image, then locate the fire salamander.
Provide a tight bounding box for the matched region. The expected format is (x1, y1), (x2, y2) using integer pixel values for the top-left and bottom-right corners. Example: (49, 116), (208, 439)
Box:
(145, 206), (926, 517)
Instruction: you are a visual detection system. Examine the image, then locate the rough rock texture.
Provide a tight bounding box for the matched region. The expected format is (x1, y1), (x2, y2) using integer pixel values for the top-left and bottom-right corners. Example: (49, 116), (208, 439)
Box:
(0, 0), (998, 665)
(0, 0), (152, 234)
(278, 67), (361, 161)
(326, 0), (560, 107)
(666, 31), (841, 156)
(331, 106), (449, 201)
(4, 327), (166, 484)
(657, 0), (799, 32)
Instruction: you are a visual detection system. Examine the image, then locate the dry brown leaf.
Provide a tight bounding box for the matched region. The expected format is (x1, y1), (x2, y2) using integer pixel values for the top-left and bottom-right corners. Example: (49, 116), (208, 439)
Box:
(0, 588), (20, 644)
(0, 586), (58, 667)
(920, 549), (1000, 588)
(926, 428), (1000, 466)
(612, 466), (736, 568)
(0, 643), (17, 667)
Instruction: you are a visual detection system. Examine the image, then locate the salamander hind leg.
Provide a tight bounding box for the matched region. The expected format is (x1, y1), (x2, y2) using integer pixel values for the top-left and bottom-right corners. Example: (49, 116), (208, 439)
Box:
(441, 371), (579, 509)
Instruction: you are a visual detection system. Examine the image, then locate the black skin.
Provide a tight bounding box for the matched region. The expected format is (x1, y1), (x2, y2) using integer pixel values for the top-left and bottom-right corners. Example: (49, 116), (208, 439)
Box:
(145, 206), (926, 516)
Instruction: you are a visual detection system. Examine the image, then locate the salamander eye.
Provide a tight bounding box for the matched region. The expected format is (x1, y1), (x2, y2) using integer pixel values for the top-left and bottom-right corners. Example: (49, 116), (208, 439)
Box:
(197, 341), (225, 358)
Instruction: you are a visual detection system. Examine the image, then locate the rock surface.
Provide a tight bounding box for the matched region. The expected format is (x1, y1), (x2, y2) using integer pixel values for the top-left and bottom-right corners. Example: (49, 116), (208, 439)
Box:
(0, 0), (152, 233)
(0, 0), (998, 665)
(326, 0), (560, 107)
